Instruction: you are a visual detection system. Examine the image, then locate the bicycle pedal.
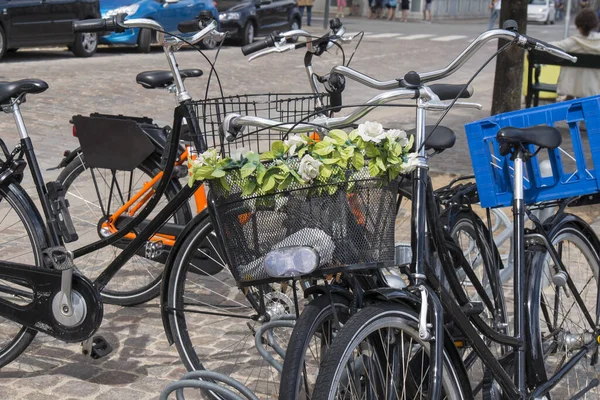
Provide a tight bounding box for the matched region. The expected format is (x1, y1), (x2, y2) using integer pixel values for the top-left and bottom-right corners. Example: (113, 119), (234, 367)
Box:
(42, 246), (74, 270)
(460, 301), (485, 316)
(82, 335), (113, 359)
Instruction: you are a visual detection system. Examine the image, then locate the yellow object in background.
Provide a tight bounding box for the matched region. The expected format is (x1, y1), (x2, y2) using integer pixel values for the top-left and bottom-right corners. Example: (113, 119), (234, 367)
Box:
(522, 57), (561, 100)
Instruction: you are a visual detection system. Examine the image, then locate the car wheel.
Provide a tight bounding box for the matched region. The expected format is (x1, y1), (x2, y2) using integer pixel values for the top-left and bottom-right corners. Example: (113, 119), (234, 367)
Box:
(241, 21), (255, 46)
(199, 35), (218, 50)
(544, 15), (550, 24)
(72, 32), (98, 57)
(0, 25), (6, 61)
(137, 28), (152, 53)
(550, 14), (555, 24)
(287, 17), (301, 43)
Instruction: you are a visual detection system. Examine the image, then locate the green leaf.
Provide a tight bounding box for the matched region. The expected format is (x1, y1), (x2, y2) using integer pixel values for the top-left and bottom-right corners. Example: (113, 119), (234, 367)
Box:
(298, 147), (308, 158)
(211, 168), (226, 178)
(260, 151), (275, 161)
(322, 157), (340, 165)
(241, 180), (257, 196)
(365, 143), (380, 158)
(188, 174), (195, 187)
(320, 165), (333, 179)
(404, 135), (415, 152)
(313, 142), (334, 156)
(375, 157), (386, 171)
(262, 175), (277, 192)
(278, 175), (294, 191)
(256, 164), (267, 184)
(329, 129), (348, 145)
(340, 147), (354, 161)
(194, 165), (215, 180)
(289, 168), (303, 182)
(246, 152), (260, 164)
(368, 162), (379, 177)
(327, 184), (338, 195)
(219, 177), (231, 192)
(349, 129), (358, 141)
(240, 163), (257, 178)
(387, 152), (400, 165)
(352, 152), (365, 170)
(272, 141), (285, 157)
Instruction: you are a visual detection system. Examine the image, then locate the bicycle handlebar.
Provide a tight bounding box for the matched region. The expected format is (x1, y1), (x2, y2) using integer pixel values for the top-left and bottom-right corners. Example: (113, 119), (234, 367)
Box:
(72, 14), (128, 33)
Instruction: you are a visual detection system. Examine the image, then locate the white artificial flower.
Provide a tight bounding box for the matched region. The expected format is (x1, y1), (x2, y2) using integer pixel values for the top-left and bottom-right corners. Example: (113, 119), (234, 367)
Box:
(298, 155), (323, 181)
(284, 135), (308, 156)
(357, 121), (387, 143)
(402, 153), (421, 173)
(385, 129), (408, 146)
(230, 147), (251, 162)
(194, 148), (219, 166)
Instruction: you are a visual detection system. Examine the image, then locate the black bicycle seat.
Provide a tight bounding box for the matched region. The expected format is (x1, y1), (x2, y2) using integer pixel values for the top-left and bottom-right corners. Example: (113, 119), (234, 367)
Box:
(407, 125), (456, 152)
(0, 79), (48, 104)
(136, 69), (203, 89)
(497, 126), (561, 151)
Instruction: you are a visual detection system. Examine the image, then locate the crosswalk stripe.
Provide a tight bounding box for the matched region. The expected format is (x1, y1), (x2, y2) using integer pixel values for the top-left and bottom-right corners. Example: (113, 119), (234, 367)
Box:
(366, 33), (404, 38)
(430, 35), (468, 42)
(396, 34), (435, 40)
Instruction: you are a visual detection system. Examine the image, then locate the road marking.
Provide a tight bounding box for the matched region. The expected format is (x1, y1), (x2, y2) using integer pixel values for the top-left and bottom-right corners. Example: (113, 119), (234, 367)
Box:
(396, 34), (435, 40)
(366, 33), (404, 38)
(430, 35), (468, 42)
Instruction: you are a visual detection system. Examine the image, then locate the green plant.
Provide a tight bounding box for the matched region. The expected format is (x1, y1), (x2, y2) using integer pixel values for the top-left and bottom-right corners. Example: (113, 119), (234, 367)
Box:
(189, 122), (417, 197)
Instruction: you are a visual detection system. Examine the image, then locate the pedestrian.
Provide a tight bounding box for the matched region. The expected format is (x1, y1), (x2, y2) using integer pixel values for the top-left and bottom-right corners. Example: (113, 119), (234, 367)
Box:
(551, 9), (600, 98)
(375, 0), (384, 18)
(579, 0), (589, 8)
(488, 0), (500, 30)
(386, 0), (397, 20)
(555, 0), (564, 20)
(337, 0), (347, 18)
(298, 0), (313, 26)
(423, 0), (432, 23)
(400, 0), (409, 21)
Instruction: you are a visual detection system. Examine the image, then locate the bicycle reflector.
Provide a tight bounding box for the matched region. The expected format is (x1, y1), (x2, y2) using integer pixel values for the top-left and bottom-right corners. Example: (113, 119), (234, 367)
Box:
(264, 246), (320, 279)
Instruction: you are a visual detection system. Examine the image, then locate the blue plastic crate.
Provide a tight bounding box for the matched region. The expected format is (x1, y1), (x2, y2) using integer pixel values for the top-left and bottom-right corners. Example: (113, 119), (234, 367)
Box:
(465, 95), (600, 208)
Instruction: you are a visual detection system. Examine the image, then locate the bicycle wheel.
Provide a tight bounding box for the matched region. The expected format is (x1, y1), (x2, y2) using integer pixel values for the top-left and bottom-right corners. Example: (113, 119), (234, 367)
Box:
(58, 152), (193, 306)
(166, 216), (297, 399)
(279, 293), (351, 400)
(313, 302), (471, 400)
(0, 181), (47, 367)
(528, 218), (600, 398)
(448, 211), (508, 399)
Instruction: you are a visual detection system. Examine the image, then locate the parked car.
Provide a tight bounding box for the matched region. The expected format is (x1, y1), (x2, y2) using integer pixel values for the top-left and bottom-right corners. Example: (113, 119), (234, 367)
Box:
(99, 0), (219, 52)
(0, 0), (100, 61)
(528, 0), (556, 24)
(217, 0), (301, 45)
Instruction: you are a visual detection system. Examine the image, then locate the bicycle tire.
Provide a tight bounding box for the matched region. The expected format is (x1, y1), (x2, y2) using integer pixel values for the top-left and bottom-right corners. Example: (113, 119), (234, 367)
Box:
(58, 152), (193, 306)
(279, 293), (351, 400)
(312, 302), (471, 400)
(527, 216), (600, 398)
(447, 211), (508, 399)
(166, 216), (297, 399)
(0, 180), (48, 367)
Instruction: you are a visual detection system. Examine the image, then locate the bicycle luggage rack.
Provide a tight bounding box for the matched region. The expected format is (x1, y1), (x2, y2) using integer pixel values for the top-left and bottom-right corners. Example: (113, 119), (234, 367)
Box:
(465, 95), (600, 208)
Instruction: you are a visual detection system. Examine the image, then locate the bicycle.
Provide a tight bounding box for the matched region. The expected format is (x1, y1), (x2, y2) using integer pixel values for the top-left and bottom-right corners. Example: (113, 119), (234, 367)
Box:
(223, 24), (600, 399)
(0, 14), (231, 367)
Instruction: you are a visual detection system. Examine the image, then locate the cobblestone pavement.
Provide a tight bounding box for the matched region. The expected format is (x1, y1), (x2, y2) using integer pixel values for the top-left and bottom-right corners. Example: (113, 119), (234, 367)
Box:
(0, 18), (598, 400)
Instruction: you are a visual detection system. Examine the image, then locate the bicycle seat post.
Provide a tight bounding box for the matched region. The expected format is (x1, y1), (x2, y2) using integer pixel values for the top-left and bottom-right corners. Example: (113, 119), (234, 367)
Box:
(512, 147), (527, 397)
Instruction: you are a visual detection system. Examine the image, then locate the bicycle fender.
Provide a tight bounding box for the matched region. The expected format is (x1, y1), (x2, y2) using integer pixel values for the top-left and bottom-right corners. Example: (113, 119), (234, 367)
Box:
(303, 284), (353, 302)
(363, 287), (421, 310)
(160, 209), (211, 345)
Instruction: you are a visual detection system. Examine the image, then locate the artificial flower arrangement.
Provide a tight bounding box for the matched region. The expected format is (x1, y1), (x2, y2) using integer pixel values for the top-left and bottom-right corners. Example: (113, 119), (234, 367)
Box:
(188, 121), (418, 197)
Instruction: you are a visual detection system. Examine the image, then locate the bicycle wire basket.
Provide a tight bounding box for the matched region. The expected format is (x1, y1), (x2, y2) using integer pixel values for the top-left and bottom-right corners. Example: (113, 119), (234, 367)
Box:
(190, 93), (398, 286)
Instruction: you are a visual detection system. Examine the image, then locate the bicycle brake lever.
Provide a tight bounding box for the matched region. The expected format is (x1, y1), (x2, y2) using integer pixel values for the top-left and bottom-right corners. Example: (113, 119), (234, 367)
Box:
(248, 43), (296, 62)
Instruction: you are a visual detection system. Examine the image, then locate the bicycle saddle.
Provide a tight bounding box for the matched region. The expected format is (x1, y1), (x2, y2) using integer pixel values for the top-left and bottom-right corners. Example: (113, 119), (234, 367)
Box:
(0, 79), (48, 105)
(497, 126), (562, 151)
(407, 125), (456, 152)
(136, 69), (203, 89)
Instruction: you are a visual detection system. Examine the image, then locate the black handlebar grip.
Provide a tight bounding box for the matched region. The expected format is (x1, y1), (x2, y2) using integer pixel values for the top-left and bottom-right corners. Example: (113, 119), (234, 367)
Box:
(241, 37), (275, 56)
(72, 14), (126, 33)
(178, 19), (200, 33)
(428, 83), (474, 101)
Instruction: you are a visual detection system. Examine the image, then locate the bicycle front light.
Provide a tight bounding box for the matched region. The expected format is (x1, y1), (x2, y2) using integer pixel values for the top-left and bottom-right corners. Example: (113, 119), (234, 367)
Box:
(264, 246), (320, 279)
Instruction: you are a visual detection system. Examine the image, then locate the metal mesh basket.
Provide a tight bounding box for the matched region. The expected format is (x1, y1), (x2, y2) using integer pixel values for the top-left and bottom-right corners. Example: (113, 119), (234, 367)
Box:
(210, 161), (398, 286)
(191, 93), (329, 157)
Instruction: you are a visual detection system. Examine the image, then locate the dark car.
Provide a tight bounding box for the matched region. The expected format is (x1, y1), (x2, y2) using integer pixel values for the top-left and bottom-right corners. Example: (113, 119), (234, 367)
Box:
(217, 0), (300, 45)
(0, 0), (101, 60)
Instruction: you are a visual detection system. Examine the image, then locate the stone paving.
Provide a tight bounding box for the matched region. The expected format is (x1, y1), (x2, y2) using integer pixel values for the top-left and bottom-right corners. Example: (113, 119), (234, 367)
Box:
(0, 19), (598, 400)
